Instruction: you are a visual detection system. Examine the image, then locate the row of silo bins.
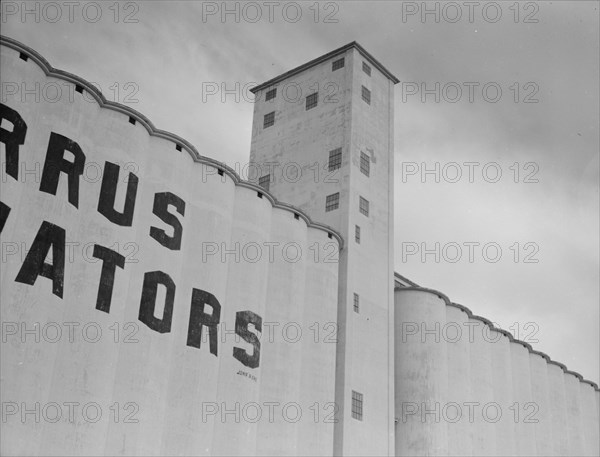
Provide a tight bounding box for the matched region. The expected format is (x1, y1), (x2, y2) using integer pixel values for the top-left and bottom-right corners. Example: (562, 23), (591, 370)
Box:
(395, 287), (599, 456)
(0, 39), (341, 457)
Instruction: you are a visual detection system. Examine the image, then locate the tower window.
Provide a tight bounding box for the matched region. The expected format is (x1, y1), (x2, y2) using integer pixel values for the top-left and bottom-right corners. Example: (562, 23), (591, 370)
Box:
(355, 225), (361, 243)
(259, 174), (270, 191)
(325, 193), (340, 212)
(362, 62), (372, 76)
(328, 148), (342, 171)
(361, 86), (371, 105)
(266, 88), (277, 101)
(332, 57), (345, 71)
(306, 92), (318, 110)
(353, 293), (360, 312)
(359, 197), (369, 217)
(264, 111), (275, 128)
(352, 391), (363, 420)
(360, 152), (370, 176)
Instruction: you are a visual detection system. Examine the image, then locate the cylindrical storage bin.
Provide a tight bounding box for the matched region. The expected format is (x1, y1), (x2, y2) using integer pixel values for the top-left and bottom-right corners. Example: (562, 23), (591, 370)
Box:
(211, 185), (272, 456)
(489, 329), (516, 457)
(152, 162), (236, 456)
(509, 341), (536, 456)
(296, 228), (339, 456)
(445, 304), (472, 457)
(395, 288), (448, 457)
(547, 362), (569, 456)
(580, 381), (599, 456)
(529, 352), (552, 456)
(564, 371), (585, 456)
(255, 209), (307, 456)
(468, 316), (496, 456)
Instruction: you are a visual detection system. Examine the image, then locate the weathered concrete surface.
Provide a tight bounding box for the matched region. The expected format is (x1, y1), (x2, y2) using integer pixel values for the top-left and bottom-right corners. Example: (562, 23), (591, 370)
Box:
(250, 44), (396, 456)
(394, 289), (448, 456)
(0, 39), (339, 456)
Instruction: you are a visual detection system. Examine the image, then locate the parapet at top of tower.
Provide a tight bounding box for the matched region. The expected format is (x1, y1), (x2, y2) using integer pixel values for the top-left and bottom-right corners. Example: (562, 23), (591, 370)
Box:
(250, 41), (400, 94)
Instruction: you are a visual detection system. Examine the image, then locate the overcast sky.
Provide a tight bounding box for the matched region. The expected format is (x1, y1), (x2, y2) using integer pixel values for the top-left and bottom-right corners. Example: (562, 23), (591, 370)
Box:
(2, 0), (598, 383)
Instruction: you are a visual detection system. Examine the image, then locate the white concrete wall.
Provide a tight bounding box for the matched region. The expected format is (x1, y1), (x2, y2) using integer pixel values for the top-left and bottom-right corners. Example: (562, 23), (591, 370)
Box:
(509, 341), (537, 456)
(445, 305), (472, 456)
(529, 352), (552, 456)
(564, 372), (585, 456)
(296, 228), (339, 456)
(0, 39), (341, 457)
(547, 362), (570, 456)
(249, 45), (396, 457)
(489, 329), (516, 456)
(468, 316), (496, 456)
(394, 289), (448, 456)
(393, 287), (600, 456)
(580, 382), (599, 456)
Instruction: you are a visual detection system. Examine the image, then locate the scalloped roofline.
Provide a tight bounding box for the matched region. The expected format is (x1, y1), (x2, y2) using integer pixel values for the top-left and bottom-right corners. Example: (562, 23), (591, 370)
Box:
(395, 287), (599, 391)
(3, 33), (596, 393)
(0, 34), (344, 250)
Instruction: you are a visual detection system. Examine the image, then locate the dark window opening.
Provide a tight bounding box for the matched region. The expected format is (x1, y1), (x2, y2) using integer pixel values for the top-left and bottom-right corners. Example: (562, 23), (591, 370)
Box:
(332, 58), (345, 71)
(264, 111), (275, 128)
(266, 88), (277, 101)
(328, 148), (342, 171)
(361, 86), (371, 105)
(306, 92), (318, 110)
(325, 193), (340, 212)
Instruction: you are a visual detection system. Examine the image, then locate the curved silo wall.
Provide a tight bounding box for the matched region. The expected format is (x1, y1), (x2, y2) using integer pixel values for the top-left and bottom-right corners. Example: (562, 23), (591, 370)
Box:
(296, 227), (339, 456)
(0, 37), (341, 457)
(394, 286), (599, 456)
(508, 341), (536, 456)
(468, 316), (496, 456)
(547, 362), (569, 456)
(529, 352), (552, 456)
(445, 304), (472, 456)
(394, 288), (448, 456)
(580, 381), (599, 456)
(255, 208), (305, 456)
(564, 371), (585, 456)
(488, 328), (515, 456)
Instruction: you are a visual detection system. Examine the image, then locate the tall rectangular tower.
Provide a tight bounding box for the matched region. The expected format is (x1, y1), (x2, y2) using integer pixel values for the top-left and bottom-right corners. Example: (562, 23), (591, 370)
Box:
(249, 42), (398, 456)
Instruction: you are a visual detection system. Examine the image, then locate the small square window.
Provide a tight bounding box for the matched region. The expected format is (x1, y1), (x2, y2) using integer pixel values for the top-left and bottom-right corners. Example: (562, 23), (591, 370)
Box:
(75, 85), (84, 94)
(359, 197), (369, 217)
(325, 193), (340, 212)
(19, 52), (28, 61)
(361, 86), (371, 105)
(353, 293), (360, 312)
(328, 147), (342, 171)
(176, 144), (182, 152)
(306, 92), (318, 110)
(266, 88), (277, 101)
(332, 58), (345, 71)
(259, 174), (270, 191)
(264, 111), (275, 128)
(355, 225), (360, 244)
(352, 391), (363, 420)
(360, 152), (370, 177)
(362, 62), (371, 76)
